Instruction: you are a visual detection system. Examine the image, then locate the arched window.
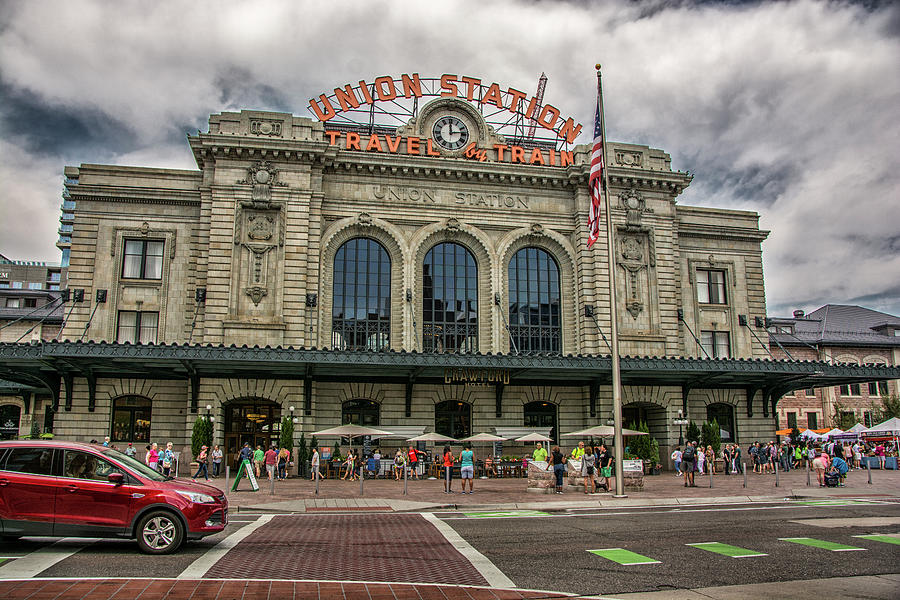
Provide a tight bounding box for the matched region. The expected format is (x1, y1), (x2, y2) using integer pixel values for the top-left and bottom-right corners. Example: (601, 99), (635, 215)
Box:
(423, 242), (478, 352)
(435, 401), (471, 439)
(508, 247), (560, 354)
(332, 238), (391, 351)
(707, 403), (736, 442)
(110, 396), (152, 443)
(523, 401), (557, 444)
(342, 400), (380, 427)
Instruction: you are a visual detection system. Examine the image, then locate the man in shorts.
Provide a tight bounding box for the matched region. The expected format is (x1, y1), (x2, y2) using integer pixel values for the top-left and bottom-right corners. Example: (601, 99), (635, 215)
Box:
(681, 441), (696, 487)
(459, 444), (475, 494)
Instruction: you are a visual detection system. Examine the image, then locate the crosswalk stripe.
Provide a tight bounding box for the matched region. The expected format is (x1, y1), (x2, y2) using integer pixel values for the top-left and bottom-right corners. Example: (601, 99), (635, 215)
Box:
(853, 534), (900, 546)
(687, 542), (767, 558)
(779, 537), (866, 552)
(588, 548), (660, 565)
(0, 538), (99, 579)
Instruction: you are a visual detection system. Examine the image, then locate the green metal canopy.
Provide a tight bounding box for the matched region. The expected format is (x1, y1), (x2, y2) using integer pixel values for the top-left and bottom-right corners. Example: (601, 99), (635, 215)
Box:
(0, 341), (896, 420)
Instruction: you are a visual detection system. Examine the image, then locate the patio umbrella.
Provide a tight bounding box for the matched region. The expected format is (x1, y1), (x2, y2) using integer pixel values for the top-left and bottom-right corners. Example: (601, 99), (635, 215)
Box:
(515, 432), (554, 443)
(562, 426), (649, 438)
(407, 432), (458, 443)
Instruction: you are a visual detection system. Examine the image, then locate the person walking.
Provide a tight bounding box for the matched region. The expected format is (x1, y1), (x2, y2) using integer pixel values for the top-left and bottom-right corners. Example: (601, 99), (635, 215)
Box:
(393, 449), (405, 480)
(253, 445), (265, 478)
(681, 441), (696, 487)
(147, 443), (160, 472)
(212, 445), (223, 477)
(697, 446), (706, 475)
(311, 446), (321, 480)
(125, 442), (136, 458)
(407, 445), (421, 480)
(733, 443), (742, 474)
(277, 446), (290, 480)
(581, 445), (596, 494)
(546, 445), (567, 494)
(264, 445), (277, 481)
(459, 444), (475, 494)
(671, 447), (682, 476)
(239, 442), (253, 470)
(597, 444), (612, 492)
(159, 442), (175, 477)
(442, 445), (455, 493)
(192, 445), (209, 482)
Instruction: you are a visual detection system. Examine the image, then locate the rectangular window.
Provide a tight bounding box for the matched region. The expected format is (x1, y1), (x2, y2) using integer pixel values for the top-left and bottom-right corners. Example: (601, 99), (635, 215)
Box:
(878, 381), (889, 396)
(864, 411), (873, 427)
(0, 282), (8, 288)
(805, 389), (816, 397)
(787, 412), (797, 430)
(807, 412), (818, 430)
(48, 272), (61, 283)
(24, 298), (37, 308)
(696, 269), (727, 304)
(5, 298), (21, 308)
(11, 281), (23, 289)
(3, 447), (54, 476)
(700, 331), (731, 358)
(839, 384), (861, 397)
(868, 382), (878, 395)
(122, 239), (164, 279)
(117, 311), (159, 344)
(28, 282), (42, 290)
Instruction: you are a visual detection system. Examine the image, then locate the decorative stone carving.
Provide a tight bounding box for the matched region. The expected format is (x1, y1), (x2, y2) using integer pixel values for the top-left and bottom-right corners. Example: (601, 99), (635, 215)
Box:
(447, 218), (461, 231)
(238, 160), (285, 206)
(249, 119), (283, 137)
(245, 286), (268, 306)
(615, 150), (643, 168)
(530, 223), (544, 235)
(357, 212), (373, 226)
(247, 214), (275, 241)
(140, 222), (150, 236)
(619, 188), (651, 229)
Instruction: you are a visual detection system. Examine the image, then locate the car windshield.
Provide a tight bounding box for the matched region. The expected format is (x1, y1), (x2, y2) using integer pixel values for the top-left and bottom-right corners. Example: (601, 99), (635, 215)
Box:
(101, 447), (167, 482)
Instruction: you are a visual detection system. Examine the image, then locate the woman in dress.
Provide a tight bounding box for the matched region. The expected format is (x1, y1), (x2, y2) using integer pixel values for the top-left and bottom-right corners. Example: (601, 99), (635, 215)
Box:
(697, 446), (706, 475)
(580, 445), (596, 494)
(546, 445), (567, 494)
(706, 445), (716, 475)
(147, 442), (159, 472)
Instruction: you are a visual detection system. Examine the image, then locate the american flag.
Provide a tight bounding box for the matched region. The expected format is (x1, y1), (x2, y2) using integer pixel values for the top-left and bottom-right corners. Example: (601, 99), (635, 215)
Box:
(587, 95), (604, 249)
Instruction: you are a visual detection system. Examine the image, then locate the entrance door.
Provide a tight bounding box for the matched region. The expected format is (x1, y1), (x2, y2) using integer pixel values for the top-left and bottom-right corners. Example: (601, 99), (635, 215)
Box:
(223, 400), (281, 468)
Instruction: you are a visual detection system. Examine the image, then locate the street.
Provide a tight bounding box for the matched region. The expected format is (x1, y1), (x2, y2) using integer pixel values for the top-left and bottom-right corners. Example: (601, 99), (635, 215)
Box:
(1, 498), (898, 598)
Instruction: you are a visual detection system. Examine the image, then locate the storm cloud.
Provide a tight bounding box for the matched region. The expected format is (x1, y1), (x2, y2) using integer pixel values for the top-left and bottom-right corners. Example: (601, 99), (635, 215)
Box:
(1, 0), (898, 317)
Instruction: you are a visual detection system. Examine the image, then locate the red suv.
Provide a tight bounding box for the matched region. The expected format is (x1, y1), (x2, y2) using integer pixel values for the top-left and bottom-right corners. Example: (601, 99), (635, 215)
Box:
(0, 440), (227, 554)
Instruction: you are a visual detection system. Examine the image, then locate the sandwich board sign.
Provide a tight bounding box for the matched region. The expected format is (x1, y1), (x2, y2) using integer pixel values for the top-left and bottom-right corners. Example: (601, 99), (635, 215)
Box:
(231, 459), (259, 492)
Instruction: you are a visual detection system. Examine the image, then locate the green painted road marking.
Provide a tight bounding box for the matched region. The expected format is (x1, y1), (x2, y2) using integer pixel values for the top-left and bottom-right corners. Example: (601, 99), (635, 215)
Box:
(853, 534), (900, 546)
(463, 510), (550, 518)
(780, 537), (866, 552)
(588, 548), (660, 565)
(687, 542), (767, 558)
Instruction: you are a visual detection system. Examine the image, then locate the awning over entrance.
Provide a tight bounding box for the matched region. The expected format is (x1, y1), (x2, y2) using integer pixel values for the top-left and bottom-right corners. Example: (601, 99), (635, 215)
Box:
(1, 341), (897, 419)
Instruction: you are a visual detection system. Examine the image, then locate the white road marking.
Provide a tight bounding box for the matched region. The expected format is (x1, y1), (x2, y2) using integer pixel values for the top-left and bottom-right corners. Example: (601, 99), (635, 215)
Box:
(789, 517), (900, 528)
(177, 515), (274, 579)
(0, 538), (99, 579)
(421, 512), (514, 589)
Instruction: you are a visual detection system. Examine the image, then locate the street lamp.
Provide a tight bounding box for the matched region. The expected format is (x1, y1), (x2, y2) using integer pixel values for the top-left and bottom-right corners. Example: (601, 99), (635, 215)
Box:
(289, 405), (298, 424)
(674, 409), (689, 446)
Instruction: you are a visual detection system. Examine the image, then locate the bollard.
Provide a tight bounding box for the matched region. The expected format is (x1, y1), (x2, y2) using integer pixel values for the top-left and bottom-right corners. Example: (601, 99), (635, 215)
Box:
(360, 461), (364, 496)
(709, 463), (713, 488)
(742, 462), (747, 488)
(224, 465), (230, 494)
(806, 461), (811, 486)
(315, 465), (320, 495)
(270, 470), (275, 496)
(775, 461), (779, 487)
(403, 460), (408, 495)
(867, 461), (872, 485)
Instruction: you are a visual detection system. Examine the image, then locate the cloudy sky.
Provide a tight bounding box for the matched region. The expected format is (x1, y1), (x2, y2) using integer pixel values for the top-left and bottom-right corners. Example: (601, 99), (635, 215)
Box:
(1, 0), (898, 317)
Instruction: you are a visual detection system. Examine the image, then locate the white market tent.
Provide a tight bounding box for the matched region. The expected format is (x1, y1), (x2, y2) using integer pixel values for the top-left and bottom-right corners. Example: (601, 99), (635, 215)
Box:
(864, 417), (900, 436)
(800, 429), (824, 440)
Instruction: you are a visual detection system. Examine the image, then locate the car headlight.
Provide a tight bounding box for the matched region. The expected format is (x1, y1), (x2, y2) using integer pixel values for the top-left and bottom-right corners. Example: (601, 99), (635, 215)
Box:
(175, 490), (215, 504)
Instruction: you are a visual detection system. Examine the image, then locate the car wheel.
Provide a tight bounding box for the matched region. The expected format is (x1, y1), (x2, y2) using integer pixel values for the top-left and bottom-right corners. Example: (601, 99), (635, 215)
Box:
(136, 510), (184, 554)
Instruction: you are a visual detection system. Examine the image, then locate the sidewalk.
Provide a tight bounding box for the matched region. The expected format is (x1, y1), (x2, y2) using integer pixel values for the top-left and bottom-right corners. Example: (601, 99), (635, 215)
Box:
(211, 466), (900, 513)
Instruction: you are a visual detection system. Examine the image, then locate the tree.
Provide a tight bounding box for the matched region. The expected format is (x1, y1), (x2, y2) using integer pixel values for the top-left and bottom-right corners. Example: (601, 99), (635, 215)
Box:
(279, 416), (294, 451)
(830, 401), (858, 430)
(701, 420), (722, 456)
(868, 394), (900, 424)
(191, 416), (212, 459)
(686, 421), (701, 444)
(296, 432), (308, 477)
(332, 441), (342, 461)
(628, 421), (653, 462)
(790, 427), (802, 446)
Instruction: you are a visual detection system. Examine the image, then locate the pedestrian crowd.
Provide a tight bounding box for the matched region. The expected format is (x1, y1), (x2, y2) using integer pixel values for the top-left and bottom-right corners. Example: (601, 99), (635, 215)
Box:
(670, 438), (886, 488)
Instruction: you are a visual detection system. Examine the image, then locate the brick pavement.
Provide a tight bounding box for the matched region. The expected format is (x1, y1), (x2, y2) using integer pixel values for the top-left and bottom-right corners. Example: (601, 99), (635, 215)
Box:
(0, 579), (580, 599)
(204, 514), (488, 586)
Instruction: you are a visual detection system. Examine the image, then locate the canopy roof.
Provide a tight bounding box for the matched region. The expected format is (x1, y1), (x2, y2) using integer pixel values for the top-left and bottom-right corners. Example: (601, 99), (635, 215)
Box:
(1, 341), (897, 416)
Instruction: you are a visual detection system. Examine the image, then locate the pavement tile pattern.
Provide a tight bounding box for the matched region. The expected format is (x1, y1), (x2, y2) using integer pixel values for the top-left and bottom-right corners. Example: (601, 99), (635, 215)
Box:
(0, 579), (575, 599)
(204, 514), (490, 586)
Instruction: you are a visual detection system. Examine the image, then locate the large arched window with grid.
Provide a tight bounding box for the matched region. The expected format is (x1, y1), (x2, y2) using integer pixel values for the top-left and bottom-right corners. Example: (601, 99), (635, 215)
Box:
(332, 238), (391, 351)
(423, 242), (478, 353)
(508, 247), (561, 354)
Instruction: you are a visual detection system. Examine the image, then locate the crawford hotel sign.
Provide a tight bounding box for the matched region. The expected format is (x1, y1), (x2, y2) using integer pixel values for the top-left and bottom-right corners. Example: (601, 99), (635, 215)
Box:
(309, 73), (583, 168)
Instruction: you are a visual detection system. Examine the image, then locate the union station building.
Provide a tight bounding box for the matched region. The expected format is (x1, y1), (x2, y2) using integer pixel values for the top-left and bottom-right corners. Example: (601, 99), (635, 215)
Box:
(2, 75), (896, 466)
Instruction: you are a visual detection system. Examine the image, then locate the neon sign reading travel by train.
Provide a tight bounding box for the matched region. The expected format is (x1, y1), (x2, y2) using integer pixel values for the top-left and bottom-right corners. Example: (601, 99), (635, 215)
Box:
(308, 73), (583, 145)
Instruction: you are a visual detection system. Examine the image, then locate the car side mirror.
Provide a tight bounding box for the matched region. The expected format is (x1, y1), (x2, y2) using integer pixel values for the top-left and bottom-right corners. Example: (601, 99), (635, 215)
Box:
(108, 472), (125, 486)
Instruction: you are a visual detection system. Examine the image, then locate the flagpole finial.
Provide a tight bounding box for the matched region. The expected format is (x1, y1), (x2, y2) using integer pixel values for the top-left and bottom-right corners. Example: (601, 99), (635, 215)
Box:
(595, 64), (601, 71)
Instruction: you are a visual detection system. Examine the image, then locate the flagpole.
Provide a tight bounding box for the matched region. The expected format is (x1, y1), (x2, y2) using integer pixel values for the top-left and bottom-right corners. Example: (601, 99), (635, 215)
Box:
(596, 64), (626, 497)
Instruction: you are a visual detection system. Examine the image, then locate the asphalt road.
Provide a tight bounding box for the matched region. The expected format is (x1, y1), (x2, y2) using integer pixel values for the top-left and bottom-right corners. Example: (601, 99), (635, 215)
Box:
(1, 499), (898, 597)
(441, 499), (900, 596)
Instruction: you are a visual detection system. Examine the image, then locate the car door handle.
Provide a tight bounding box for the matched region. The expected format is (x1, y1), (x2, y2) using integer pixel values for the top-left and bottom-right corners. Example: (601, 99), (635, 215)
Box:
(0, 478), (8, 487)
(66, 484), (79, 493)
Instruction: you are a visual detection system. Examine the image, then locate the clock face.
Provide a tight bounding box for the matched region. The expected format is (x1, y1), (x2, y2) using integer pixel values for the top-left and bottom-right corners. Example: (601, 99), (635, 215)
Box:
(432, 115), (469, 151)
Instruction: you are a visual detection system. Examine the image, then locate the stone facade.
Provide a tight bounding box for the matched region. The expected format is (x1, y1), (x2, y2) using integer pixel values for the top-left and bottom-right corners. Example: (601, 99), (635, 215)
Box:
(49, 100), (775, 464)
